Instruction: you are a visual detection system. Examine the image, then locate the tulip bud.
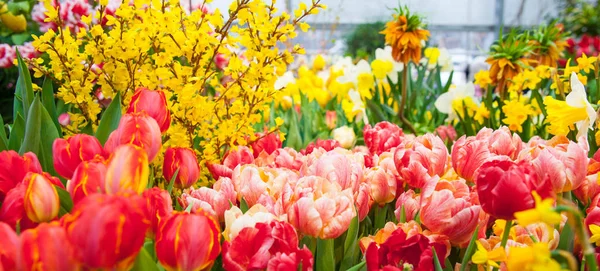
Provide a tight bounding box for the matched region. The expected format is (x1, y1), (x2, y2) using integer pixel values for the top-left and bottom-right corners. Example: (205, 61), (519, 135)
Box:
(127, 87), (171, 133)
(163, 147), (200, 189)
(251, 132), (282, 158)
(325, 110), (337, 130)
(23, 173), (59, 223)
(18, 223), (80, 270)
(58, 113), (70, 126)
(0, 222), (18, 270)
(332, 126), (356, 149)
(53, 134), (105, 179)
(105, 144), (149, 195)
(142, 187), (173, 238)
(66, 156), (108, 204)
(215, 53), (229, 70)
(156, 212), (221, 271)
(64, 194), (149, 269)
(104, 112), (162, 162)
(0, 150), (42, 201)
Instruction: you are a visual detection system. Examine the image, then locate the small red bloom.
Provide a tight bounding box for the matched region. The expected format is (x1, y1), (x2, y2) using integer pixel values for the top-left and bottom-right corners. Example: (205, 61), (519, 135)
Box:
(251, 132), (282, 158)
(163, 147), (200, 189)
(67, 156), (108, 204)
(52, 134), (105, 179)
(302, 139), (341, 155)
(207, 146), (254, 180)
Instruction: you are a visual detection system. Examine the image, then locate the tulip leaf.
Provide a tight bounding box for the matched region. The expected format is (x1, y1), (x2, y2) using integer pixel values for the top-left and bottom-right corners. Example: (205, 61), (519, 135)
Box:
(131, 247), (160, 271)
(95, 93), (122, 145)
(8, 113), (25, 151)
(184, 203), (193, 213)
(0, 117), (8, 152)
(346, 261), (365, 271)
(41, 77), (61, 133)
(19, 97), (42, 155)
(558, 219), (574, 251)
(16, 50), (34, 120)
(432, 247), (444, 271)
(459, 225), (480, 271)
(55, 185), (73, 216)
(38, 104), (61, 179)
(167, 168), (179, 194)
(339, 214), (359, 271)
(399, 205), (406, 223)
(316, 238), (335, 271)
(240, 197), (249, 213)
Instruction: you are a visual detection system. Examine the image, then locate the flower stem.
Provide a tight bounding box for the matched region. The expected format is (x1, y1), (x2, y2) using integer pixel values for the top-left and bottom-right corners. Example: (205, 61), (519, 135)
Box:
(492, 220), (512, 271)
(399, 67), (417, 135)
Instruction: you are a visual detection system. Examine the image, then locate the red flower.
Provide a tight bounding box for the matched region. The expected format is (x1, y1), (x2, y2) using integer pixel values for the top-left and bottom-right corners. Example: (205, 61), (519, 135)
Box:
(0, 183), (37, 231)
(52, 134), (105, 179)
(66, 156), (107, 204)
(251, 132), (282, 158)
(207, 146), (254, 180)
(63, 193), (149, 270)
(23, 173), (60, 223)
(302, 139), (341, 155)
(142, 188), (173, 238)
(155, 211), (221, 271)
(0, 151), (42, 202)
(0, 222), (18, 270)
(366, 228), (447, 271)
(364, 121), (405, 155)
(223, 220), (313, 271)
(475, 159), (553, 220)
(104, 112), (162, 162)
(127, 87), (171, 133)
(163, 147), (200, 189)
(18, 223), (80, 270)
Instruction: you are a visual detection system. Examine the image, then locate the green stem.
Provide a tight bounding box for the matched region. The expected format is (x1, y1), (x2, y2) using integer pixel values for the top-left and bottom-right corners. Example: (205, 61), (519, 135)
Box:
(316, 238), (335, 271)
(492, 220), (513, 271)
(556, 205), (599, 271)
(373, 204), (389, 232)
(399, 67), (417, 135)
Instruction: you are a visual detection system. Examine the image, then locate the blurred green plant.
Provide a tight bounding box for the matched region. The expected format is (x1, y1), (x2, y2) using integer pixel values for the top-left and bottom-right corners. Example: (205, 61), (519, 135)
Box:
(344, 22), (386, 59)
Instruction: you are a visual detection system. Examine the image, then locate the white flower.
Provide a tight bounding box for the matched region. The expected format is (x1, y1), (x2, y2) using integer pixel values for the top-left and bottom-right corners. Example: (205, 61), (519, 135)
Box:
(567, 72), (596, 138)
(337, 59), (371, 86)
(374, 46), (404, 84)
(274, 71), (296, 90)
(332, 126), (356, 149)
(434, 83), (477, 122)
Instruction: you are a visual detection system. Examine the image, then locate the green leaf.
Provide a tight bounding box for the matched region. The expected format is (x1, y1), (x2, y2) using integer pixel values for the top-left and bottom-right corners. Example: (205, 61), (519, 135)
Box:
(346, 261), (366, 271)
(558, 219), (574, 251)
(41, 77), (61, 133)
(399, 205), (406, 223)
(8, 113), (25, 151)
(16, 50), (34, 120)
(167, 168), (179, 194)
(13, 79), (24, 123)
(316, 238), (335, 271)
(131, 247), (160, 271)
(55, 185), (73, 217)
(284, 110), (302, 150)
(19, 97), (42, 155)
(339, 214), (360, 270)
(95, 93), (122, 145)
(11, 33), (30, 45)
(459, 225), (480, 271)
(240, 198), (249, 213)
(184, 203), (193, 213)
(38, 104), (61, 178)
(432, 247), (444, 271)
(0, 117), (8, 151)
(6, 1), (29, 15)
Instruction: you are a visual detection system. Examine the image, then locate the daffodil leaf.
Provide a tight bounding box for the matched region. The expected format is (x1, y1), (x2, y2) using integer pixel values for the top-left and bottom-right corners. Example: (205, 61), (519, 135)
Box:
(339, 213), (359, 271)
(460, 225), (480, 271)
(558, 219), (574, 251)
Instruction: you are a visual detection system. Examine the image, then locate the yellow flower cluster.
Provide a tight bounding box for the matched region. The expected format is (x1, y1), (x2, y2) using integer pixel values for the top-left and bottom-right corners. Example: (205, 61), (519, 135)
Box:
(31, 0), (325, 181)
(502, 94), (539, 133)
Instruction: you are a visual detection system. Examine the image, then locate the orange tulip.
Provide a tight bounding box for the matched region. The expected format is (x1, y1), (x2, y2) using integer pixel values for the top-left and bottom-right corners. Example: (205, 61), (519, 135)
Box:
(155, 211), (221, 271)
(105, 144), (149, 195)
(18, 223), (81, 270)
(104, 112), (162, 162)
(163, 147), (200, 189)
(63, 193), (149, 270)
(127, 87), (171, 133)
(23, 173), (60, 223)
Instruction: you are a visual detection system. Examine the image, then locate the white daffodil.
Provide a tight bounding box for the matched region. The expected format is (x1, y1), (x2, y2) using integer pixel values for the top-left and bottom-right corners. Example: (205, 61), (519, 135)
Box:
(337, 60), (374, 99)
(371, 46), (404, 84)
(274, 71), (296, 90)
(434, 82), (477, 122)
(567, 72), (597, 138)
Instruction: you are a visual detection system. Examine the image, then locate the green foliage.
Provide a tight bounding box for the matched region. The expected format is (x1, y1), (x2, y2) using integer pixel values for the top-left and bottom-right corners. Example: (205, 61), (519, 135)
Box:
(559, 0), (600, 37)
(344, 22), (386, 58)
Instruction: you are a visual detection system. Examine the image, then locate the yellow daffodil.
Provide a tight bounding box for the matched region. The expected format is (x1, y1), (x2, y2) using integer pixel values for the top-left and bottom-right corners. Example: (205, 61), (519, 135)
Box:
(312, 54), (326, 71)
(514, 191), (562, 227)
(472, 241), (507, 268)
(506, 243), (564, 271)
(589, 224), (600, 246)
(544, 72), (596, 138)
(493, 219), (517, 240)
(577, 53), (598, 74)
(502, 96), (536, 133)
(371, 46), (404, 84)
(435, 83), (478, 122)
(474, 70), (493, 89)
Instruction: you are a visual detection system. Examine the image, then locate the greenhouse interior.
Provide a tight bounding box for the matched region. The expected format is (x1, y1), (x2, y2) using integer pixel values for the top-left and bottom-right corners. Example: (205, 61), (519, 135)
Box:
(1, 0), (600, 270)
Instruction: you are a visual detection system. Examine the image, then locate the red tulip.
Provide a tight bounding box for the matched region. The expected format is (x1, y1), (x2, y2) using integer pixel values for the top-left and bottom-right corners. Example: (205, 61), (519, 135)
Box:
(163, 147), (200, 189)
(104, 112), (162, 162)
(63, 193), (149, 270)
(475, 159), (553, 220)
(155, 211), (221, 271)
(142, 187), (173, 238)
(105, 144), (149, 195)
(207, 146), (254, 180)
(302, 139), (340, 155)
(0, 222), (18, 271)
(251, 132), (282, 158)
(365, 227), (447, 271)
(215, 53), (229, 70)
(363, 121), (405, 155)
(18, 223), (80, 270)
(0, 150), (42, 202)
(52, 134), (105, 179)
(23, 173), (60, 223)
(222, 220), (313, 271)
(127, 87), (171, 133)
(0, 183), (37, 230)
(66, 156), (108, 204)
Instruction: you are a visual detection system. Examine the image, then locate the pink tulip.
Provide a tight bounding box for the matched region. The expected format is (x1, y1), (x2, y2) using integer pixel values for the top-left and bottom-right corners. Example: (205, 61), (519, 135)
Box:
(302, 139), (341, 155)
(435, 124), (457, 143)
(58, 113), (70, 126)
(451, 136), (492, 183)
(395, 133), (448, 189)
(307, 151), (363, 192)
(365, 167), (396, 205)
(483, 127), (524, 159)
(420, 186), (481, 246)
(394, 189), (420, 222)
(215, 53), (229, 70)
(287, 176), (355, 239)
(180, 177), (236, 222)
(363, 121), (405, 155)
(231, 165), (269, 207)
(355, 182), (372, 222)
